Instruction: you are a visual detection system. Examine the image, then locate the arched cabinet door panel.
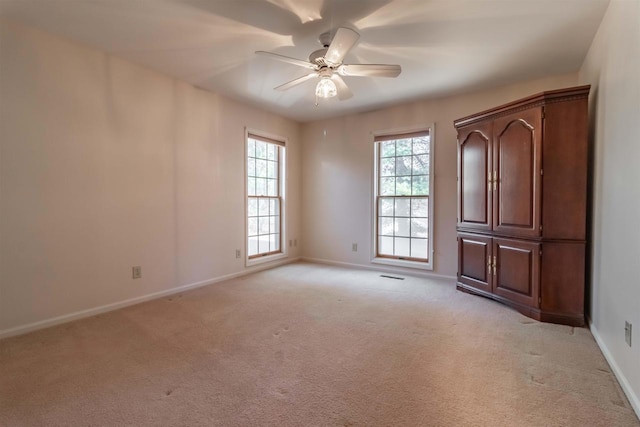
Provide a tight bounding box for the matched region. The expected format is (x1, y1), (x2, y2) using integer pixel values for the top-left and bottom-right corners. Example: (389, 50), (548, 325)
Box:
(492, 108), (542, 238)
(457, 122), (492, 231)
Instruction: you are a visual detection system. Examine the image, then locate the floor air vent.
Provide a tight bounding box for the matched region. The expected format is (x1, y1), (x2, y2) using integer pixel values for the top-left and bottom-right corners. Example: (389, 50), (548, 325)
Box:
(380, 275), (405, 280)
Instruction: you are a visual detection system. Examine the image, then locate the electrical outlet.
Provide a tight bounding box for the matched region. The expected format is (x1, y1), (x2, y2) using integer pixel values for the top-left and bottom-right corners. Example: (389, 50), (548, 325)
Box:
(235, 249), (241, 259)
(132, 266), (142, 279)
(625, 321), (632, 347)
(352, 243), (358, 252)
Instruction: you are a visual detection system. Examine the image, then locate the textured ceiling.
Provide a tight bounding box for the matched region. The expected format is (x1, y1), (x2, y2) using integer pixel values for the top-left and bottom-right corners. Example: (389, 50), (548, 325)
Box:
(0, 0), (609, 122)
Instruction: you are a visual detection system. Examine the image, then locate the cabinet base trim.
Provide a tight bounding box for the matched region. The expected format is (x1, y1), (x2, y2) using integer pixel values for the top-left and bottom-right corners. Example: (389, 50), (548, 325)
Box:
(456, 282), (584, 326)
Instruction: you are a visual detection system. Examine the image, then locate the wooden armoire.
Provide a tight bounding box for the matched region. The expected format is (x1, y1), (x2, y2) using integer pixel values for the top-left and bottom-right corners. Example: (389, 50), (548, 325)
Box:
(454, 85), (590, 326)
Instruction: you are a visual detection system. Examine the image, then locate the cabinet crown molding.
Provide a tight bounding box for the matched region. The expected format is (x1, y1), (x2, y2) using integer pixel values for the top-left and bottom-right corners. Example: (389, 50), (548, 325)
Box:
(454, 85), (590, 128)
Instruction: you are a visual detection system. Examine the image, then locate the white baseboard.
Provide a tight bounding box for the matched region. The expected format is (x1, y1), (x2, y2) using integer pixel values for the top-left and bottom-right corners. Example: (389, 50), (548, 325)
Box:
(589, 320), (640, 419)
(300, 256), (456, 281)
(0, 256), (300, 340)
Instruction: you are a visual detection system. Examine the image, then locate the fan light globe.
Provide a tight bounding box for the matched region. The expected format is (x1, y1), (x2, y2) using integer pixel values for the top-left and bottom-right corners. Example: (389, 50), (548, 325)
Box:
(315, 77), (337, 98)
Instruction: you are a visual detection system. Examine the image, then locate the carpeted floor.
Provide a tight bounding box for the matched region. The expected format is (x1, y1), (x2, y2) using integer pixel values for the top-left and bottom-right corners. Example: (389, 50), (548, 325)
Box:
(1, 262), (638, 426)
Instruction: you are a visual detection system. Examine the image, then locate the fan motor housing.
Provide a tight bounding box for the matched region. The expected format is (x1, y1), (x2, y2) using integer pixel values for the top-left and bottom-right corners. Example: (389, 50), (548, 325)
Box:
(318, 30), (333, 48)
(309, 48), (328, 66)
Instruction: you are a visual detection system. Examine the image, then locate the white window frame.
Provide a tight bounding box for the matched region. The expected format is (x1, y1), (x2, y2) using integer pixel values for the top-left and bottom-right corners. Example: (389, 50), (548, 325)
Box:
(245, 128), (287, 267)
(371, 124), (435, 271)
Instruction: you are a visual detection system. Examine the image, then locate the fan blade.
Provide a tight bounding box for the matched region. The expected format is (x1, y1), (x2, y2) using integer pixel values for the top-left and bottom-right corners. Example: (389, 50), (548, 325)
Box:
(324, 27), (360, 66)
(274, 73), (318, 91)
(338, 64), (401, 78)
(256, 51), (316, 70)
(331, 75), (353, 100)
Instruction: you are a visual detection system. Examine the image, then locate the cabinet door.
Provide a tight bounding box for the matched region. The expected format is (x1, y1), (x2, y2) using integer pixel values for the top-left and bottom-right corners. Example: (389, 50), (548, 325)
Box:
(492, 108), (542, 238)
(457, 122), (493, 231)
(458, 233), (492, 294)
(493, 238), (540, 308)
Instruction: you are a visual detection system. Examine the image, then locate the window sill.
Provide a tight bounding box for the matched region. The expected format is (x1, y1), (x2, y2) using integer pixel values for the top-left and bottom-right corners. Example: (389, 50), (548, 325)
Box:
(371, 257), (433, 271)
(246, 252), (287, 268)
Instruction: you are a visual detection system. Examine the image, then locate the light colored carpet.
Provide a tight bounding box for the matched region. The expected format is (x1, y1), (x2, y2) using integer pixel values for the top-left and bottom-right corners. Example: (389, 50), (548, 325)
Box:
(1, 262), (638, 426)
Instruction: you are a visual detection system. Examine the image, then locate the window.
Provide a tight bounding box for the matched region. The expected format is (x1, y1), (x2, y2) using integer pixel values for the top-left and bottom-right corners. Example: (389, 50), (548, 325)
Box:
(374, 128), (434, 269)
(246, 132), (285, 262)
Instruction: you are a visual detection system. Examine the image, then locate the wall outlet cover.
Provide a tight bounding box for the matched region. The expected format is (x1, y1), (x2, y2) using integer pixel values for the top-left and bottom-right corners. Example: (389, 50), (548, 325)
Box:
(132, 266), (142, 279)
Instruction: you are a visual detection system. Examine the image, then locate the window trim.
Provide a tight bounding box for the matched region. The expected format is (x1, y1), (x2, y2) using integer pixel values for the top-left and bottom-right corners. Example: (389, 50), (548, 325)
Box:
(371, 124), (435, 271)
(245, 128), (287, 267)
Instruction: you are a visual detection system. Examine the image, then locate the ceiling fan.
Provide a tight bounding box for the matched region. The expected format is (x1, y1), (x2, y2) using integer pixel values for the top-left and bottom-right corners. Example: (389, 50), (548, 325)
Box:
(256, 27), (401, 102)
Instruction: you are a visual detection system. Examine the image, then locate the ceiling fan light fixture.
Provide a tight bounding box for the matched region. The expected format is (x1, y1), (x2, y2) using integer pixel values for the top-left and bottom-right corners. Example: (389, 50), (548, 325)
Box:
(258, 27), (401, 104)
(315, 77), (337, 98)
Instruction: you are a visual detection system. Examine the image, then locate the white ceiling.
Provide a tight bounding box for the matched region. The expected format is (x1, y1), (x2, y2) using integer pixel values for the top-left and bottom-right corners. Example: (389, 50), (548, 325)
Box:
(0, 0), (609, 122)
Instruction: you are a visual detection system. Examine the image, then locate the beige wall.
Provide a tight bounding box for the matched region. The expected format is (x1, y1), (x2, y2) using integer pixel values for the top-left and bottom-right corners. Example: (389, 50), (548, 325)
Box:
(300, 73), (579, 277)
(0, 21), (302, 334)
(579, 0), (640, 414)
